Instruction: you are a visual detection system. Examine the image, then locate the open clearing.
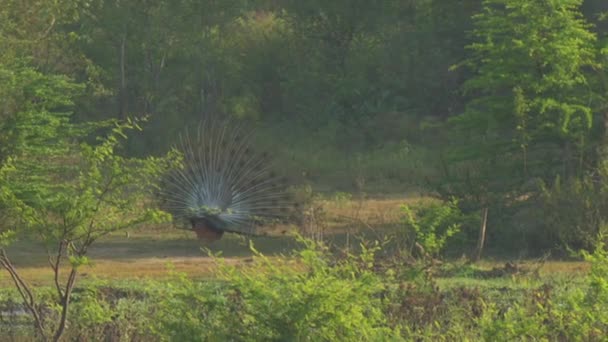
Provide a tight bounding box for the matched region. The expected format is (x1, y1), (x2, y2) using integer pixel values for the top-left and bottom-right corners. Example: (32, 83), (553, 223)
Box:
(3, 196), (588, 288)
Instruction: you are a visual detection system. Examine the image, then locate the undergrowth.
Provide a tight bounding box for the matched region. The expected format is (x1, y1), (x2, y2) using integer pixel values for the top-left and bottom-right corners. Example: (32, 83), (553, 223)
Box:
(0, 237), (606, 341)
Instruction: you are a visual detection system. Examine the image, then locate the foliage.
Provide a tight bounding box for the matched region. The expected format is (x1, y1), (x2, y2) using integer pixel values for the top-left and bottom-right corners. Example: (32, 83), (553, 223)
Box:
(536, 166), (608, 250)
(441, 0), (603, 251)
(0, 240), (607, 340)
(400, 199), (470, 258)
(0, 66), (81, 163)
(581, 234), (608, 307)
(148, 272), (240, 341)
(68, 281), (157, 341)
(459, 0), (597, 145)
(478, 239), (608, 341)
(0, 76), (175, 340)
(151, 238), (400, 341)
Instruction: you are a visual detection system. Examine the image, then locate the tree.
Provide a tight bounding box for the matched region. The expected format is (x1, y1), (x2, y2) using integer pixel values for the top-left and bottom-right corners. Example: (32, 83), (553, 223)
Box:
(443, 0), (599, 250)
(74, 0), (252, 155)
(0, 69), (175, 340)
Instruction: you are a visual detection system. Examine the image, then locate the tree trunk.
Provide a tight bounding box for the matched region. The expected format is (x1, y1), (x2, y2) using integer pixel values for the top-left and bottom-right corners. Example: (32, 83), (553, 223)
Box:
(52, 268), (78, 342)
(118, 33), (127, 119)
(601, 111), (608, 162)
(475, 207), (488, 261)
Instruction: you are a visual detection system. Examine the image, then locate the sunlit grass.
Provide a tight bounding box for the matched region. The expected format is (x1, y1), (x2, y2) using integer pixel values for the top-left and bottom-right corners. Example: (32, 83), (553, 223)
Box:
(0, 195), (590, 289)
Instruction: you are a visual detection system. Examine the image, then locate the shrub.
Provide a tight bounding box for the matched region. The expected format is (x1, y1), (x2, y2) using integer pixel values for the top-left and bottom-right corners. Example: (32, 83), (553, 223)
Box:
(478, 237), (608, 341)
(151, 238), (401, 341)
(537, 169), (608, 251)
(149, 272), (234, 341)
(400, 198), (470, 258)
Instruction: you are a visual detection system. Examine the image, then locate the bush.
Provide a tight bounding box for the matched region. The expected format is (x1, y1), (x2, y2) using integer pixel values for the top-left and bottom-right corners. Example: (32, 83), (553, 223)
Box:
(149, 272), (235, 341)
(536, 169), (608, 251)
(478, 238), (608, 341)
(151, 238), (401, 341)
(68, 282), (154, 341)
(1, 237), (608, 340)
(400, 198), (472, 259)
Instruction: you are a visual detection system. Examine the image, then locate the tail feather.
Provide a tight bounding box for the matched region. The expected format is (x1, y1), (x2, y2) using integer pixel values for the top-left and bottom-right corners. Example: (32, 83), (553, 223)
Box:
(160, 116), (291, 240)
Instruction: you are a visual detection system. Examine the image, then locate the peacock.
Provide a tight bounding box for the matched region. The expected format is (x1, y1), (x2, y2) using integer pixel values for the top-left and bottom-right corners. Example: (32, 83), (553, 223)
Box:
(159, 116), (291, 242)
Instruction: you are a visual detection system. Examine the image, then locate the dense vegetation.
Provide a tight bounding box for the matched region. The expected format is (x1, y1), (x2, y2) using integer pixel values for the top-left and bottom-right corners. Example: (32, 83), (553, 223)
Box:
(1, 238), (607, 340)
(3, 0), (608, 252)
(2, 0), (608, 340)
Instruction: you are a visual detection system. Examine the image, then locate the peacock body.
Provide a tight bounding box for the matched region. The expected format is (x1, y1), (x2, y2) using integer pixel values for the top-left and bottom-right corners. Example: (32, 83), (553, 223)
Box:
(160, 116), (290, 242)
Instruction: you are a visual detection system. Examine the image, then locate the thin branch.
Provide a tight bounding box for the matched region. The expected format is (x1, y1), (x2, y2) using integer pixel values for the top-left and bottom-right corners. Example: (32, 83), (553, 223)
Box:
(47, 239), (65, 300)
(0, 249), (47, 340)
(36, 15), (56, 41)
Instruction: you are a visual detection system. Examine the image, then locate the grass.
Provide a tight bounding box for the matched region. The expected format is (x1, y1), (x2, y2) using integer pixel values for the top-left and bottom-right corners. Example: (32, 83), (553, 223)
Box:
(2, 231), (298, 286)
(1, 195), (590, 289)
(0, 194), (598, 342)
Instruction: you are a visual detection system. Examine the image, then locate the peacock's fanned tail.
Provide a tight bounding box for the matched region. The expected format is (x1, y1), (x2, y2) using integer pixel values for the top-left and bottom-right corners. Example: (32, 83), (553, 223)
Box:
(159, 116), (290, 241)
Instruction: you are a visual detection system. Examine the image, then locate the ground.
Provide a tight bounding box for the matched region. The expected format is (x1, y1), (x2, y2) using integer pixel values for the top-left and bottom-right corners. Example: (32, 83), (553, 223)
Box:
(2, 196), (589, 289)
